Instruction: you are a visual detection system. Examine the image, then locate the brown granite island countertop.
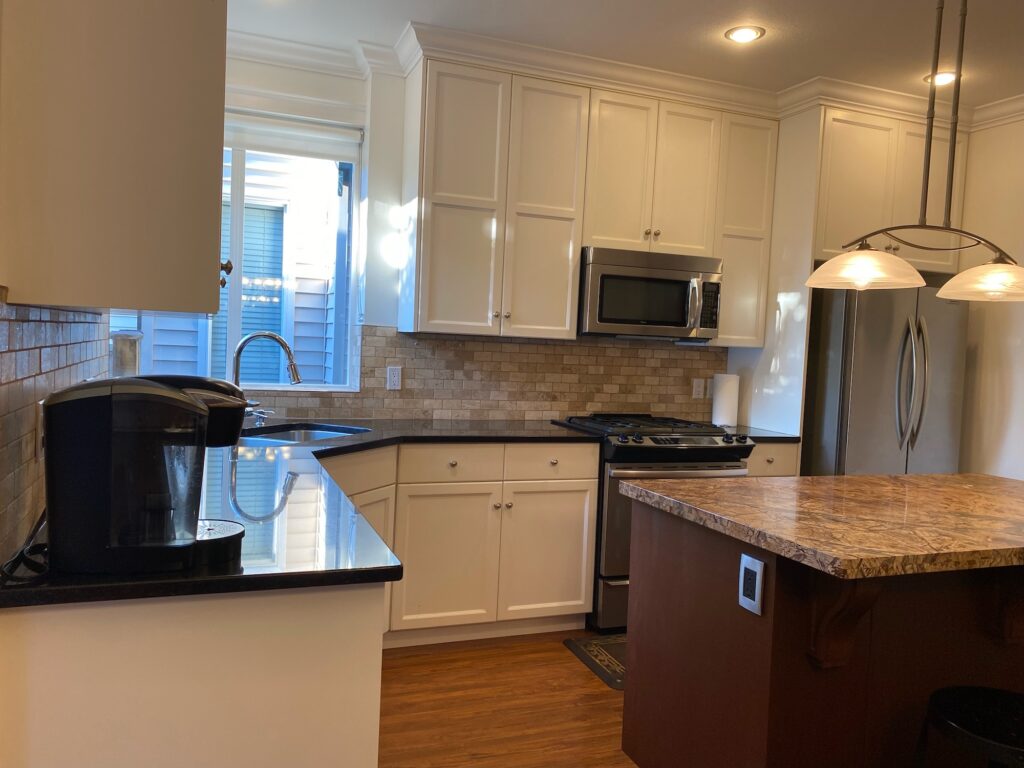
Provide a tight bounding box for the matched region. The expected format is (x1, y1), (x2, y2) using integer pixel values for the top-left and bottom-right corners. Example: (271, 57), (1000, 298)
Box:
(619, 473), (1024, 579)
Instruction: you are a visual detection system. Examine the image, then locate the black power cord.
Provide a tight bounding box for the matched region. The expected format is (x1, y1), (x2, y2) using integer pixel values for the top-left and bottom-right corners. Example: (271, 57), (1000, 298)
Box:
(0, 510), (49, 586)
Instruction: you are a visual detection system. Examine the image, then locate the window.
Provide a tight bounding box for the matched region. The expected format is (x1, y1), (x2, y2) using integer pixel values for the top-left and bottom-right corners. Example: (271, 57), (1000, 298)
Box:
(110, 145), (359, 389)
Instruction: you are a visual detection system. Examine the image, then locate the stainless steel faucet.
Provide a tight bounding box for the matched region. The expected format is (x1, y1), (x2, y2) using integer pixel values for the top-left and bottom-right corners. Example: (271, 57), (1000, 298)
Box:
(232, 331), (303, 387)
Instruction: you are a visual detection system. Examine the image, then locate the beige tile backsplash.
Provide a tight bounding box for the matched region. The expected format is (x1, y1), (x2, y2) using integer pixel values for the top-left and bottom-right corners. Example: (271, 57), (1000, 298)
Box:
(251, 325), (726, 422)
(0, 301), (108, 547)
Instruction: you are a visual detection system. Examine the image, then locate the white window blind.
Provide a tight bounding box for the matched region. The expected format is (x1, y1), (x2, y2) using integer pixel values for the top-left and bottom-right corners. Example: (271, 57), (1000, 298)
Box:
(224, 109), (362, 164)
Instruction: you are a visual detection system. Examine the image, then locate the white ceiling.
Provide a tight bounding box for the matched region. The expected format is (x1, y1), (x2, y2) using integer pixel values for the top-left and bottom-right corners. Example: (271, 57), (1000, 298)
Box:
(227, 0), (1024, 107)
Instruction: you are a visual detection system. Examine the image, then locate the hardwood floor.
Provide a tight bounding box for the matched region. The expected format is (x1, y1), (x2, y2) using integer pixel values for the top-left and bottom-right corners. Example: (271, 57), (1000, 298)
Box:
(379, 631), (637, 768)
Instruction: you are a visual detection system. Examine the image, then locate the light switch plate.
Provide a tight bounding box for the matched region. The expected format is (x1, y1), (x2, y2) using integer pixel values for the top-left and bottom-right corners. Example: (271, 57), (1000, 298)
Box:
(739, 554), (765, 615)
(692, 378), (705, 399)
(386, 366), (402, 391)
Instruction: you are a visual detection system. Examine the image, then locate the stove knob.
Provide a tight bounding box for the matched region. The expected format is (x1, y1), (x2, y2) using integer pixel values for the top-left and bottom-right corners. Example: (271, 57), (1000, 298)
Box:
(722, 434), (735, 444)
(617, 434), (630, 444)
(631, 434), (644, 444)
(735, 434), (748, 443)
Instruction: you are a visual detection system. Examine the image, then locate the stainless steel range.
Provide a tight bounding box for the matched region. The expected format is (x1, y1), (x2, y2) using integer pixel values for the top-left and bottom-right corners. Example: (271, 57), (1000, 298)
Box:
(555, 413), (754, 630)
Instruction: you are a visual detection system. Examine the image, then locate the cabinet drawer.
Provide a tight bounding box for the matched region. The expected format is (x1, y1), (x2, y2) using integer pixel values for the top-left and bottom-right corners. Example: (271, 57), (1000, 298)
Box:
(318, 446), (398, 496)
(747, 443), (800, 477)
(398, 443), (505, 483)
(503, 443), (599, 481)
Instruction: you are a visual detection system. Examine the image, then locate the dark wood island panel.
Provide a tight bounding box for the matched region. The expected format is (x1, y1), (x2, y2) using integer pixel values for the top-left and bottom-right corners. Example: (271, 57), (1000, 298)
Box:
(622, 477), (1024, 767)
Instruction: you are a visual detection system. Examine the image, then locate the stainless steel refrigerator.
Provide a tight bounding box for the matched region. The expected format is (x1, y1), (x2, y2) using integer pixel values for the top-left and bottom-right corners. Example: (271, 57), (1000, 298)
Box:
(802, 285), (968, 476)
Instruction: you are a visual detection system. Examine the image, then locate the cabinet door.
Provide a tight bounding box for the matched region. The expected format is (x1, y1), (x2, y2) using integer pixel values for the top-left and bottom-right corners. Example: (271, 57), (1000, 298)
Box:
(891, 123), (968, 274)
(582, 90), (659, 251)
(713, 114), (778, 347)
(501, 77), (589, 339)
(496, 480), (597, 621)
(390, 482), (503, 630)
(350, 485), (396, 632)
(746, 443), (800, 477)
(650, 102), (721, 256)
(0, 0), (226, 311)
(815, 109), (900, 261)
(418, 62), (511, 334)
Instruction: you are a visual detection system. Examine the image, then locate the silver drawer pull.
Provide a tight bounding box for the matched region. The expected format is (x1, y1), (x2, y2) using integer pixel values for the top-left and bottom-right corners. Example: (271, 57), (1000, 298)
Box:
(766, 457), (775, 464)
(505, 502), (513, 509)
(550, 458), (559, 465)
(492, 503), (501, 510)
(448, 460), (458, 467)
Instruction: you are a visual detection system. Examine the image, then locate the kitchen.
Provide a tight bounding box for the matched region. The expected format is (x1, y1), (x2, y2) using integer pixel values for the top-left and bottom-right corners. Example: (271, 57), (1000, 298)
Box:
(1, 0), (1023, 766)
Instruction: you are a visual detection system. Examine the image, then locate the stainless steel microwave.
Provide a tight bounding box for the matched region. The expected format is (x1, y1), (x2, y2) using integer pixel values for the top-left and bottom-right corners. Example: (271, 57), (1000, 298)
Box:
(578, 247), (723, 341)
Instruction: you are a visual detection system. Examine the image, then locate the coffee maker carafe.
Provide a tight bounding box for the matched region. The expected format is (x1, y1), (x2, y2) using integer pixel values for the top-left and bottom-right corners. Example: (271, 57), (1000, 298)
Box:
(43, 377), (246, 574)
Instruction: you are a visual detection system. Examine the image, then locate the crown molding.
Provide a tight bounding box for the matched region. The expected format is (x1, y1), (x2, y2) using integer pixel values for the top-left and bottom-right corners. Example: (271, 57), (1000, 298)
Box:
(226, 30), (364, 79)
(776, 77), (973, 125)
(355, 41), (405, 79)
(407, 22), (778, 117)
(394, 23), (424, 76)
(971, 93), (1024, 131)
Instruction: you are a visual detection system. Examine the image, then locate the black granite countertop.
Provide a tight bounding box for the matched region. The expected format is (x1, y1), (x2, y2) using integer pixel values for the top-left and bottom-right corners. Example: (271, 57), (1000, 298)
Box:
(269, 418), (603, 459)
(0, 442), (402, 609)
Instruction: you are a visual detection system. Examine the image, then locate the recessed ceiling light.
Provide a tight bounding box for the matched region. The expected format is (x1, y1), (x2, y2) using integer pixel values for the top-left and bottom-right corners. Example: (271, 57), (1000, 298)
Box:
(724, 26), (766, 44)
(924, 71), (958, 86)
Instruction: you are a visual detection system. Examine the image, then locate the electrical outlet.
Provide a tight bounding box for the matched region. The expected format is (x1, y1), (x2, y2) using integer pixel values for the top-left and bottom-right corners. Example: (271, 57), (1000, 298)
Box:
(692, 378), (705, 399)
(386, 366), (402, 391)
(738, 554), (765, 615)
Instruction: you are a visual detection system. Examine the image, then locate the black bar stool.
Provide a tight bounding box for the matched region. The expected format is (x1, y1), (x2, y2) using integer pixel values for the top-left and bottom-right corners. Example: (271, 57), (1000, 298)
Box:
(916, 686), (1024, 767)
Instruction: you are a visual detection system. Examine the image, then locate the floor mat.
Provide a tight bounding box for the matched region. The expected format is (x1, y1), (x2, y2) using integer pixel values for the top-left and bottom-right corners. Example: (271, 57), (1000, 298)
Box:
(564, 634), (626, 690)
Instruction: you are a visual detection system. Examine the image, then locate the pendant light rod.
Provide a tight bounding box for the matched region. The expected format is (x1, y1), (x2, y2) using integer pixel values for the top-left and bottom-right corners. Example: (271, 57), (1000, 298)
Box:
(944, 0), (968, 227)
(842, 224), (1015, 262)
(920, 0), (945, 226)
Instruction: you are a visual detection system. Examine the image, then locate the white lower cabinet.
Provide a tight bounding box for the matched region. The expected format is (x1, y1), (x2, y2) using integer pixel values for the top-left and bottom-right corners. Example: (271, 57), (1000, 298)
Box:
(349, 485), (397, 632)
(390, 482), (504, 630)
(747, 443), (801, 477)
(496, 480), (597, 621)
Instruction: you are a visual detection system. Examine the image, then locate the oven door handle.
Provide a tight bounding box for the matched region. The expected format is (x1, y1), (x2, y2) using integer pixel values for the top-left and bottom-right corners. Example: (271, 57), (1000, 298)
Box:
(609, 467), (749, 479)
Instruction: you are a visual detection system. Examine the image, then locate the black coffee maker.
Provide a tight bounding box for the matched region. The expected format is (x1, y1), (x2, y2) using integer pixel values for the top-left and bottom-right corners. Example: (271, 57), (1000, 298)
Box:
(43, 376), (247, 574)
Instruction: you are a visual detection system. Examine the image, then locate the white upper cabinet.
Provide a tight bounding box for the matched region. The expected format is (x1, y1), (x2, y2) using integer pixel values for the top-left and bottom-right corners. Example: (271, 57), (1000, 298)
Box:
(501, 76), (590, 339)
(650, 102), (721, 256)
(713, 114), (778, 348)
(891, 123), (968, 274)
(417, 61), (512, 335)
(0, 0), (227, 312)
(582, 90), (660, 251)
(583, 93), (722, 257)
(815, 109), (901, 262)
(815, 107), (969, 274)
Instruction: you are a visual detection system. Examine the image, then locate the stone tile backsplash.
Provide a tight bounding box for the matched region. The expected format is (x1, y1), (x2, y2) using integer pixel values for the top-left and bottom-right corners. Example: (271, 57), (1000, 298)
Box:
(0, 301), (108, 547)
(251, 325), (726, 422)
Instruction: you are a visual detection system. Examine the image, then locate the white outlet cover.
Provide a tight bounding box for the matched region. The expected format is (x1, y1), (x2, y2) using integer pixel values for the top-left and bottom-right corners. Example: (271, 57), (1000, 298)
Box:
(386, 366), (402, 391)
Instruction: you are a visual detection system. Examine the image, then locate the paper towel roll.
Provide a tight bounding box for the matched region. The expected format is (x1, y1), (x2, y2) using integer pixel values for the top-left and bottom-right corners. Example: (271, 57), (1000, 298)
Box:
(711, 373), (739, 427)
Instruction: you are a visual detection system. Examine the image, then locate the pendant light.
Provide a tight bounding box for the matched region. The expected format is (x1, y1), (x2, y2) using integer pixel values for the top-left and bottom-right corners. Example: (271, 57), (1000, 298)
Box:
(805, 0), (1021, 301)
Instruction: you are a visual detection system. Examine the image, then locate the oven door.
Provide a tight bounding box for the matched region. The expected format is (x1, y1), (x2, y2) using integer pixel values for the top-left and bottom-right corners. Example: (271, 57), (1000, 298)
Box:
(594, 463), (747, 630)
(581, 263), (721, 340)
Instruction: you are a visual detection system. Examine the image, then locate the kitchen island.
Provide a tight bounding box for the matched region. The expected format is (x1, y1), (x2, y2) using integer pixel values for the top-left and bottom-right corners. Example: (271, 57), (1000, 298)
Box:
(619, 473), (1024, 767)
(0, 442), (401, 768)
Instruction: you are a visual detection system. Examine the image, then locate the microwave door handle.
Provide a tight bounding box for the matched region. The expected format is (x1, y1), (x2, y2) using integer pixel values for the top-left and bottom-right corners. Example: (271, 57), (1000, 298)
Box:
(688, 278), (702, 328)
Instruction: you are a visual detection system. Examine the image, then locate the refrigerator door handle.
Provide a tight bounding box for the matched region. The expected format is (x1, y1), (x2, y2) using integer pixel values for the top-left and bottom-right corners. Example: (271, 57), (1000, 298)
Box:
(909, 316), (931, 449)
(895, 316), (917, 450)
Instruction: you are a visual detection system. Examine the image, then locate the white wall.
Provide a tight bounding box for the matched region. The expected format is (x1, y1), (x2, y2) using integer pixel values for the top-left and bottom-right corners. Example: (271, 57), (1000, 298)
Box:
(958, 118), (1024, 479)
(727, 107), (822, 435)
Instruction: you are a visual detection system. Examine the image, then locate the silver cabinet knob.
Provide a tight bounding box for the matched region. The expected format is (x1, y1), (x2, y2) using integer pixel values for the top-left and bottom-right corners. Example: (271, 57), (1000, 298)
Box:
(503, 311), (511, 319)
(893, 244), (900, 252)
(644, 228), (652, 236)
(550, 458), (559, 465)
(505, 502), (513, 509)
(653, 229), (661, 237)
(219, 277), (227, 288)
(493, 502), (501, 510)
(220, 259), (233, 275)
(448, 460), (458, 467)
(492, 311), (500, 318)
(766, 457), (775, 464)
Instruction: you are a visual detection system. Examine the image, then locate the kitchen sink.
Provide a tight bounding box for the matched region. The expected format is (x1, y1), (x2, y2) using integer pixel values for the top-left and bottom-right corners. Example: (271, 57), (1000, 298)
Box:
(237, 423), (370, 446)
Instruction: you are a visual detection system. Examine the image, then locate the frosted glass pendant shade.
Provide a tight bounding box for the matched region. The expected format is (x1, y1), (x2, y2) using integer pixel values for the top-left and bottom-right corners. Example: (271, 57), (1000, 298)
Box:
(937, 260), (1024, 301)
(806, 246), (925, 290)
